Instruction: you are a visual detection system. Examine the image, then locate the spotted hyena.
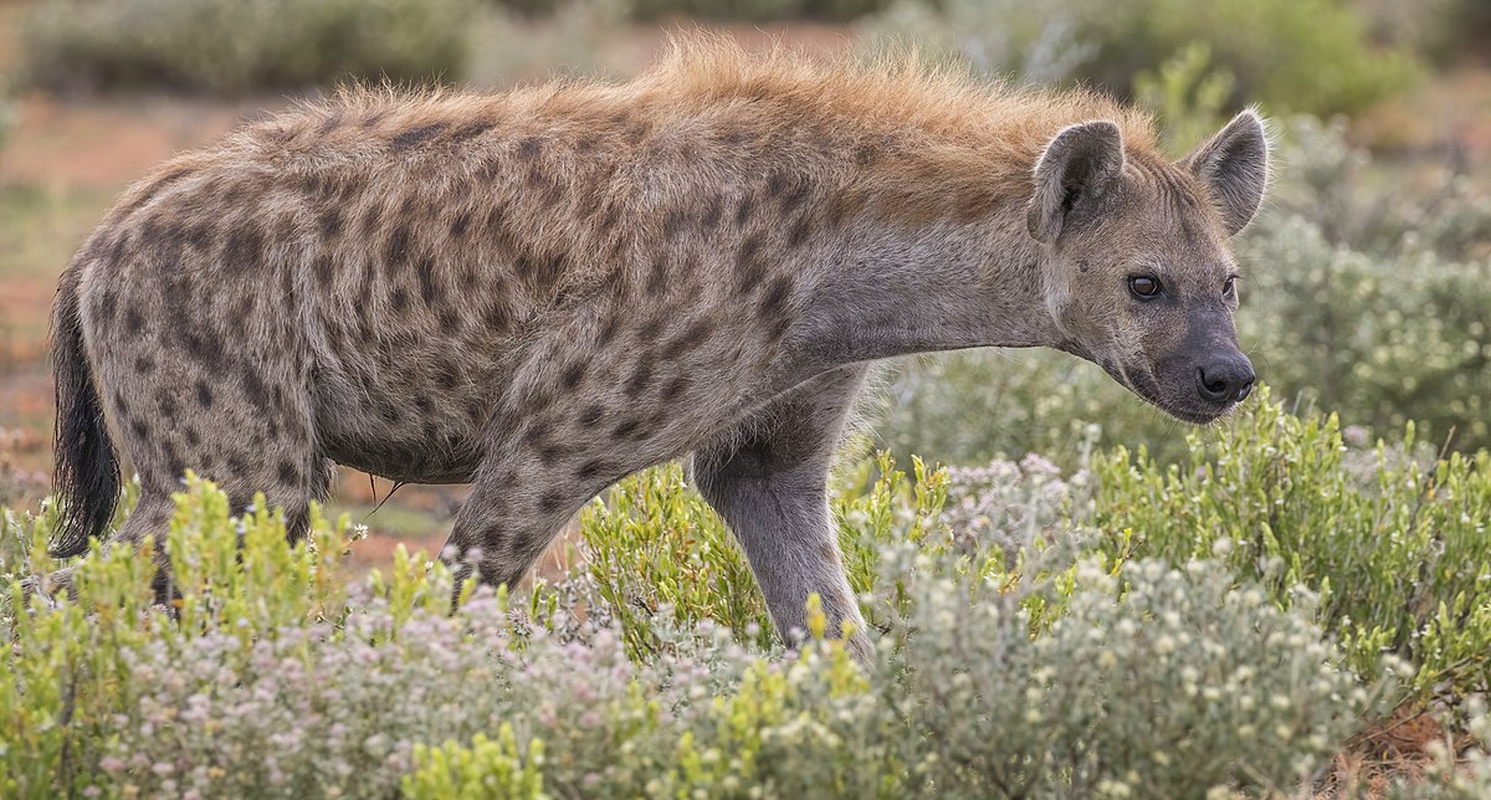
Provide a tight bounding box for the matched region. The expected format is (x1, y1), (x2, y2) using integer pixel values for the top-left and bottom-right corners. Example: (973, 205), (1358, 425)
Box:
(47, 41), (1266, 661)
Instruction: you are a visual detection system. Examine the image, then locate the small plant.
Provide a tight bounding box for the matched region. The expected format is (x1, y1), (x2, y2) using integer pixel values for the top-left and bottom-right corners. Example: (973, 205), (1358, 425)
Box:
(19, 0), (479, 94)
(862, 0), (1420, 116)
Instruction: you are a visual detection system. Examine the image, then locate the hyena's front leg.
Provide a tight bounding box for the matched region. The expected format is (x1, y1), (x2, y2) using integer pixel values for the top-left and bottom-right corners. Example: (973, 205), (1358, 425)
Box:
(692, 365), (871, 665)
(439, 454), (593, 595)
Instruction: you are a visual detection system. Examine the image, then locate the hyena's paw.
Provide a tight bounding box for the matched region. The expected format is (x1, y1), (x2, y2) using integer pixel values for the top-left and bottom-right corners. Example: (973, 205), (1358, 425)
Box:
(16, 565), (78, 608)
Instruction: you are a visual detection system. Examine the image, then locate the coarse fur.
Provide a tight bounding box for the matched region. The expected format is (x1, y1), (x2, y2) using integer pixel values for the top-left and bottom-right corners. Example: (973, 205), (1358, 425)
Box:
(47, 36), (1269, 662)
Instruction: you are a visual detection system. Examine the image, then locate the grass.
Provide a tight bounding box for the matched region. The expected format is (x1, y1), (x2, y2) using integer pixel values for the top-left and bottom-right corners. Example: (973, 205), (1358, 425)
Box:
(0, 184), (115, 358)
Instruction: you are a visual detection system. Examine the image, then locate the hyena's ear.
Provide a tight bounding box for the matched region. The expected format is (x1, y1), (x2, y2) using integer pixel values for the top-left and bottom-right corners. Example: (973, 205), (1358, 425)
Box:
(1184, 109), (1270, 236)
(1027, 120), (1125, 244)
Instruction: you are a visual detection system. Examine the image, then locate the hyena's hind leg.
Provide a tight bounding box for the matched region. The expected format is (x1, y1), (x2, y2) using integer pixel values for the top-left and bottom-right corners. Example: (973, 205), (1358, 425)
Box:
(94, 338), (331, 596)
(691, 365), (871, 665)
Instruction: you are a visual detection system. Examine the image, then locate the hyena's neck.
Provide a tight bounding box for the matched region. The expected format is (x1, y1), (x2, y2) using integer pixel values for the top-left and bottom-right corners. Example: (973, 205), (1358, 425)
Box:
(791, 203), (1056, 372)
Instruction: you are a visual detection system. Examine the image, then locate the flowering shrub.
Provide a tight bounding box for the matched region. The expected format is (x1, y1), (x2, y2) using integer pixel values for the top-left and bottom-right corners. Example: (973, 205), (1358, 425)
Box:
(0, 426), (1432, 796)
(1092, 388), (1491, 697)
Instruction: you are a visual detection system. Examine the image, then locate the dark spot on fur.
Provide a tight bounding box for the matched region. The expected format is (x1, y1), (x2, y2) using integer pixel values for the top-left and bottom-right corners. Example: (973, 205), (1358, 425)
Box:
(391, 288), (410, 314)
(757, 275), (794, 319)
(391, 122), (448, 151)
(561, 362), (586, 390)
(788, 214), (813, 248)
(450, 119), (494, 142)
(130, 419), (149, 439)
(517, 137), (542, 161)
(780, 176), (811, 213)
(182, 327), (225, 367)
(578, 403), (605, 428)
(123, 307), (145, 335)
(449, 212), (471, 238)
(386, 224), (412, 269)
(464, 398), (488, 425)
(646, 256), (669, 297)
(662, 318), (714, 361)
(701, 195), (724, 230)
(482, 300), (510, 332)
(185, 427), (201, 447)
(514, 254), (537, 282)
(661, 375), (691, 402)
(319, 209), (342, 237)
(635, 310), (667, 344)
(598, 314), (622, 347)
(438, 308), (462, 335)
(735, 193), (756, 227)
(575, 459), (616, 482)
(599, 207), (620, 233)
(734, 234), (767, 296)
(196, 381), (213, 408)
(241, 368), (270, 408)
(134, 354), (155, 375)
(223, 227), (265, 272)
(624, 357), (654, 398)
(611, 418), (642, 440)
(159, 395), (178, 421)
(95, 288), (119, 328)
(436, 360), (461, 390)
(313, 255), (335, 287)
(538, 490), (566, 514)
(277, 460), (300, 486)
(663, 208), (688, 239)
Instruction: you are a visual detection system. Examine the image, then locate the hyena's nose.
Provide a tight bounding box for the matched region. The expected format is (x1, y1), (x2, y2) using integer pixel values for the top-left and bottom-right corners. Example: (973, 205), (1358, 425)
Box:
(1197, 355), (1255, 404)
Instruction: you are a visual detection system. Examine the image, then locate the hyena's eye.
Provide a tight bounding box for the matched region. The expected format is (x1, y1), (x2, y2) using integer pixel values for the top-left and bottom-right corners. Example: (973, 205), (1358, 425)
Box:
(1127, 275), (1162, 300)
(1223, 276), (1238, 297)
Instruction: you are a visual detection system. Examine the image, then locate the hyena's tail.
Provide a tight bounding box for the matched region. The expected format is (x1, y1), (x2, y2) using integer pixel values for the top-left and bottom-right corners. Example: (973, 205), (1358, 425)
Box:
(48, 263), (120, 559)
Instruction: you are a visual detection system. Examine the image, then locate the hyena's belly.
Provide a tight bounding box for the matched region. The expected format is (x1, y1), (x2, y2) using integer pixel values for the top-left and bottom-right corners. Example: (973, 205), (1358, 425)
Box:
(311, 338), (516, 484)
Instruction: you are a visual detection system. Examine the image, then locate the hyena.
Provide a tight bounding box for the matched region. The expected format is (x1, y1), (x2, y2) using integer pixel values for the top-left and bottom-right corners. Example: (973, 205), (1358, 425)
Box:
(47, 41), (1266, 662)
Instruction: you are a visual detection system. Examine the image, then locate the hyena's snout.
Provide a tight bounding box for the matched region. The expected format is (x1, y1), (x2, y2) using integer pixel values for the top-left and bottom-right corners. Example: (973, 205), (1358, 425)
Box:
(1196, 351), (1255, 406)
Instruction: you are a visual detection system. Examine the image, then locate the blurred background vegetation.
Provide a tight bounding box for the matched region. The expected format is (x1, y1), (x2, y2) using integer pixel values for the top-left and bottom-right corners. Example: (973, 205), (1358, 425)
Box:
(0, 0), (1488, 550)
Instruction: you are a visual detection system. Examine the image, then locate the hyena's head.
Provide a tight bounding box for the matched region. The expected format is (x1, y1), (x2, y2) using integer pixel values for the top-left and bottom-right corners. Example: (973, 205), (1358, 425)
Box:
(1027, 110), (1269, 424)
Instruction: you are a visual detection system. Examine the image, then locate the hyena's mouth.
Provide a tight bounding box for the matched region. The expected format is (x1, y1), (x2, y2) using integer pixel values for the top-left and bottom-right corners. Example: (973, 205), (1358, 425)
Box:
(1099, 359), (1230, 424)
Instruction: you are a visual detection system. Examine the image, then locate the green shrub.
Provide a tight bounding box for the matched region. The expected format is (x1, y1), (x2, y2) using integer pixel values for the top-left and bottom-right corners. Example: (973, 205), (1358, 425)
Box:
(19, 0), (478, 94)
(497, 0), (893, 22)
(1, 452), (1387, 796)
(862, 0), (1420, 116)
(1090, 388), (1491, 697)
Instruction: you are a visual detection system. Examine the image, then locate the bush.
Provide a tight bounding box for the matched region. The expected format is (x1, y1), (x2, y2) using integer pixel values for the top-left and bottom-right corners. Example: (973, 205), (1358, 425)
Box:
(862, 0), (1420, 116)
(496, 0), (893, 22)
(19, 0), (478, 94)
(1, 448), (1389, 796)
(1090, 389), (1491, 697)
